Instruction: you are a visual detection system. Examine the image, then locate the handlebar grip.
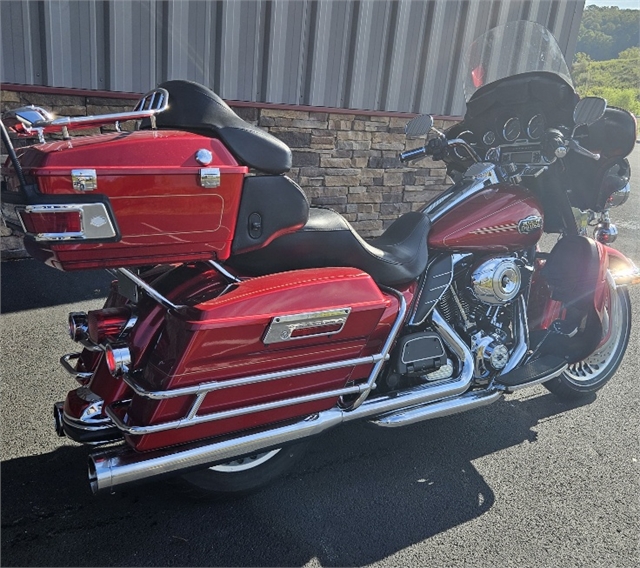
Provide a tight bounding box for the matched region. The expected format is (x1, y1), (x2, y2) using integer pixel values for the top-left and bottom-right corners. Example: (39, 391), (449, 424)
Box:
(400, 146), (428, 163)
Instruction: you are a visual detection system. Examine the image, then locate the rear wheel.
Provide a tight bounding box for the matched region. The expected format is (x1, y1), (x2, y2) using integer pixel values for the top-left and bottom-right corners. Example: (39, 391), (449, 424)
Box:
(544, 284), (631, 400)
(178, 441), (310, 498)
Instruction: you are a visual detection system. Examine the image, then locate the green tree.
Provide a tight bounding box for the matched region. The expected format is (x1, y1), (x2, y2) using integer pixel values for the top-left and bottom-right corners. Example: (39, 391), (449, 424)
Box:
(577, 6), (640, 61)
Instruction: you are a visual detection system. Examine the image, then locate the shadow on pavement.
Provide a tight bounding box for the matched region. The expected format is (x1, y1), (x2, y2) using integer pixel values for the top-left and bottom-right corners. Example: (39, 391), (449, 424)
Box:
(1, 391), (594, 567)
(1, 259), (112, 314)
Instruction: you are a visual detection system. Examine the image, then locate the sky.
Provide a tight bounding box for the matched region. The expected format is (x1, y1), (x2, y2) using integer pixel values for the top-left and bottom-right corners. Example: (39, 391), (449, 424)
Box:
(586, 0), (640, 8)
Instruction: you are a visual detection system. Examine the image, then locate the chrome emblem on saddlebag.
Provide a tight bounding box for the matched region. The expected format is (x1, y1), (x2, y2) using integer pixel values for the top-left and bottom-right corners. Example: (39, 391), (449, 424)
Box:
(263, 308), (351, 345)
(518, 215), (543, 234)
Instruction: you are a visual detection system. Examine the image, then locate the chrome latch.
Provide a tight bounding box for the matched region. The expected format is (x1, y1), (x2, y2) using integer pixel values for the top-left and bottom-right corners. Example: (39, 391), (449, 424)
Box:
(200, 168), (221, 188)
(72, 169), (97, 192)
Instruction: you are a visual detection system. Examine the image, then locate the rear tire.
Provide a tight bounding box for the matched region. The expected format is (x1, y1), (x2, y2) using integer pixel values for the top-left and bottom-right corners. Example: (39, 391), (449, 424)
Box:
(544, 285), (631, 400)
(178, 441), (310, 498)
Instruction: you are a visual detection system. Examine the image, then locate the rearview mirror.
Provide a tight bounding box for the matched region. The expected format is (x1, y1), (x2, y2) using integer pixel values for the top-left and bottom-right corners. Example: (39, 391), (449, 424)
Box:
(405, 114), (434, 138)
(574, 97), (606, 128)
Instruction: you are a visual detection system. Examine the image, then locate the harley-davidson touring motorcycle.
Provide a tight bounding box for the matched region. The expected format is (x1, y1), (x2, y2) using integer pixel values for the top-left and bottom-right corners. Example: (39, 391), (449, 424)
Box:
(2, 21), (638, 497)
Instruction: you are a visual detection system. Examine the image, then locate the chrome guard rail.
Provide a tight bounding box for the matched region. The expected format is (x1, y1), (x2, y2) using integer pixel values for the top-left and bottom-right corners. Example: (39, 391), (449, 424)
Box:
(104, 288), (407, 436)
(28, 88), (169, 134)
(60, 353), (93, 383)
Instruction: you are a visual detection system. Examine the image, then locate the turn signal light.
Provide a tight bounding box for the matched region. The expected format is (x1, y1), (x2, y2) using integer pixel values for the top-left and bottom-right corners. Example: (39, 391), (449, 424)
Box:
(104, 343), (131, 377)
(87, 307), (132, 344)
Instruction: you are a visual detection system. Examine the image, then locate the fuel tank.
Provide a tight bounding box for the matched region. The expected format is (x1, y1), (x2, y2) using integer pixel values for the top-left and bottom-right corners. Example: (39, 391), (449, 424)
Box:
(428, 184), (544, 252)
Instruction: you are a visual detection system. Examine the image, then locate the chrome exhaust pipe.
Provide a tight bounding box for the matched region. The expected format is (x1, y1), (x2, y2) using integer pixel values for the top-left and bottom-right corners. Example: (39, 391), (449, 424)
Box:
(369, 388), (503, 428)
(88, 309), (475, 494)
(89, 410), (344, 494)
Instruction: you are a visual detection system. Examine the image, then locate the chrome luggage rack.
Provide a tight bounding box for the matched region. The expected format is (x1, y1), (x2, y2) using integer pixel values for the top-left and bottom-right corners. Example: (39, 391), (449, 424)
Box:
(3, 88), (169, 142)
(101, 264), (407, 437)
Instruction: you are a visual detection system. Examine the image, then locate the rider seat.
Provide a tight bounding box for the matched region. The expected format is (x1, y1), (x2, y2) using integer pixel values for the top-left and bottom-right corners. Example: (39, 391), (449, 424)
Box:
(227, 207), (431, 287)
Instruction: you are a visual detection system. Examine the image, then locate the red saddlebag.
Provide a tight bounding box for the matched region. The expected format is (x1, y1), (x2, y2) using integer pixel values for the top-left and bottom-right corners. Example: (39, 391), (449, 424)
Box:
(117, 268), (397, 451)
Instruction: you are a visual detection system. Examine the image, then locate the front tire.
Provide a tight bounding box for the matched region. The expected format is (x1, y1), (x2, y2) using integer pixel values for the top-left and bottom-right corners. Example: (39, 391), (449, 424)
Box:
(544, 285), (631, 400)
(178, 441), (310, 498)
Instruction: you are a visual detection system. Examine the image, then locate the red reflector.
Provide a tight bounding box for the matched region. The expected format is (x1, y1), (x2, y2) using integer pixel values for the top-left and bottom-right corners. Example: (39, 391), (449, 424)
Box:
(20, 210), (82, 235)
(105, 347), (117, 375)
(87, 307), (132, 344)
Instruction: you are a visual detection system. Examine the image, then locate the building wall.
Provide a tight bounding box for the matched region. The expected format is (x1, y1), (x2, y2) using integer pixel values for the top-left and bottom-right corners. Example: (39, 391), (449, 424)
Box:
(1, 0), (585, 116)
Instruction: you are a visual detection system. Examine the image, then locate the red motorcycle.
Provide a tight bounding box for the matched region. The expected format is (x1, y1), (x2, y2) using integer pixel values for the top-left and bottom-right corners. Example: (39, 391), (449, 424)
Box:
(2, 21), (638, 497)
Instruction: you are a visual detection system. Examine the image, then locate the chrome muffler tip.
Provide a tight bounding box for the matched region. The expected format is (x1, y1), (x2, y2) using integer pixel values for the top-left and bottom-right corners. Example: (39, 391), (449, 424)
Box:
(68, 312), (89, 342)
(53, 402), (66, 437)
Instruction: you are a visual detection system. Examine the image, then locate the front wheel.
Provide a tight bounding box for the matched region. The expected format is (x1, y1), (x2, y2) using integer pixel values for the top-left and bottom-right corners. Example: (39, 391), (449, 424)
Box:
(544, 285), (631, 400)
(178, 441), (310, 498)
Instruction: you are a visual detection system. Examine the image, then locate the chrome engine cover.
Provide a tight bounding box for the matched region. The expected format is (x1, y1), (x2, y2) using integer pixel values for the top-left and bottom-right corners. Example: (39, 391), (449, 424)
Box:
(471, 257), (522, 305)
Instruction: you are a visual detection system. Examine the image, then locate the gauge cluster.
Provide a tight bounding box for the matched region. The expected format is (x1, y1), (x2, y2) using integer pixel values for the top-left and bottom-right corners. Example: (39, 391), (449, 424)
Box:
(479, 111), (546, 148)
(449, 106), (555, 175)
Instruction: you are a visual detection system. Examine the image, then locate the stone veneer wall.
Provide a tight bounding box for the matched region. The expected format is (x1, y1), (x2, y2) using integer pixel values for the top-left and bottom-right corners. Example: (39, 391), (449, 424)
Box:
(1, 89), (458, 257)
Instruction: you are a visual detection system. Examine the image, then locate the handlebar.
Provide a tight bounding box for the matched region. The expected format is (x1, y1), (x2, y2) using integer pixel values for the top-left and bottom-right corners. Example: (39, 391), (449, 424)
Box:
(399, 146), (428, 163)
(400, 137), (481, 164)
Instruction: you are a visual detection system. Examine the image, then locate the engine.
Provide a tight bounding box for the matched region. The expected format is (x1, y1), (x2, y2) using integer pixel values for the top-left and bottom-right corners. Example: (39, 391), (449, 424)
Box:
(471, 257), (522, 304)
(439, 254), (532, 380)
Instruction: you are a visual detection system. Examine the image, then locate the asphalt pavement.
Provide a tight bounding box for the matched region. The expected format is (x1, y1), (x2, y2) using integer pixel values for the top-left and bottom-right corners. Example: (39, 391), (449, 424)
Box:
(1, 146), (639, 567)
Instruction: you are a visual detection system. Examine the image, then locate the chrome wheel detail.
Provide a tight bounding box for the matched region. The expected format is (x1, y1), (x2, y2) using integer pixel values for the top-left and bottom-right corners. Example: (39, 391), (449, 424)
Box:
(178, 441), (310, 497)
(563, 281), (624, 386)
(209, 449), (282, 473)
(544, 277), (631, 400)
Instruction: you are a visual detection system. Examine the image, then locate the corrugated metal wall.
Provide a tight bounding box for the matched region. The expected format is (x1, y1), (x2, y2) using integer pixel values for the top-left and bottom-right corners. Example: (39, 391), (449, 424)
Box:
(0, 0), (585, 115)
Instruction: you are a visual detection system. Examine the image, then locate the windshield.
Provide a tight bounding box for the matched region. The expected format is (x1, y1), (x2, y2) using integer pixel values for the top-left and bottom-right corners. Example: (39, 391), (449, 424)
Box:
(464, 21), (573, 101)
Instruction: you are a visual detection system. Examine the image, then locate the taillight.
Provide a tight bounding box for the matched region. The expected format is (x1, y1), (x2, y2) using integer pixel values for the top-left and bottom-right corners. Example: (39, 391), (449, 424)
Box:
(21, 210), (82, 235)
(104, 343), (131, 377)
(17, 203), (117, 241)
(87, 307), (133, 344)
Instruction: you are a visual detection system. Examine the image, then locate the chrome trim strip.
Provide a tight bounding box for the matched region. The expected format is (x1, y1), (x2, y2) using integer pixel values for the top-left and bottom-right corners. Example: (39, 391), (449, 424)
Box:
(116, 268), (182, 311)
(263, 308), (351, 345)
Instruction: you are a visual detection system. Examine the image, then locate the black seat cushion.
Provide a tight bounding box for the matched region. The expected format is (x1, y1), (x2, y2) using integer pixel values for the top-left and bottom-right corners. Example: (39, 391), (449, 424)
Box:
(143, 80), (292, 175)
(227, 208), (431, 287)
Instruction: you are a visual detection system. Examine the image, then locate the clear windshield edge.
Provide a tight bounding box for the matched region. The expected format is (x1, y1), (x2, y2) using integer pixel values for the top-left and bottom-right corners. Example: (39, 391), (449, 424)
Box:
(464, 21), (573, 102)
